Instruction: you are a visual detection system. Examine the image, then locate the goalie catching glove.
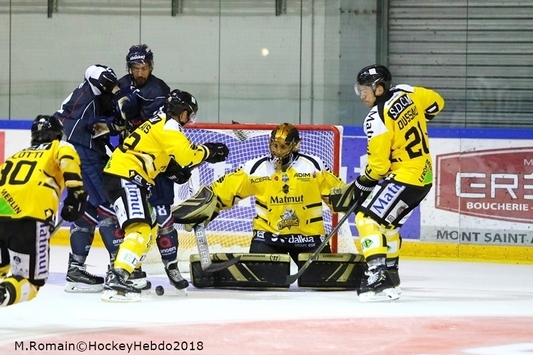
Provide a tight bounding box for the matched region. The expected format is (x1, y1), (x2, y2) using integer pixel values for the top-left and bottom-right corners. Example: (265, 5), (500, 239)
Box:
(203, 143), (229, 163)
(61, 188), (88, 222)
(329, 175), (378, 212)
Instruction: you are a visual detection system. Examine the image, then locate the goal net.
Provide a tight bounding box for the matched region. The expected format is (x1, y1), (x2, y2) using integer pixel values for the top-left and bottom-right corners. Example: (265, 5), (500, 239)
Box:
(142, 123), (357, 274)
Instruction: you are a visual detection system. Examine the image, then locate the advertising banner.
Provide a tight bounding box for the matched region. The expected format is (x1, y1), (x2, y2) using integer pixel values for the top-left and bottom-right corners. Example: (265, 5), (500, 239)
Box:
(422, 139), (533, 246)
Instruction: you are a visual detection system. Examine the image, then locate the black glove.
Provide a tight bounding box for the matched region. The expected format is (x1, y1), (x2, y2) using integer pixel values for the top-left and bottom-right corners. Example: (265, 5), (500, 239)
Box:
(60, 188), (88, 222)
(163, 160), (192, 185)
(203, 142), (229, 163)
(353, 175), (378, 205)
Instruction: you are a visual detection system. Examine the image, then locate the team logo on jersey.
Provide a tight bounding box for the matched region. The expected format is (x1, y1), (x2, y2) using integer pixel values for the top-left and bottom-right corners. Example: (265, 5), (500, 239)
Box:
(282, 184), (289, 194)
(277, 208), (300, 230)
(282, 173), (289, 182)
(271, 194), (303, 204)
(0, 189), (22, 215)
(387, 95), (414, 120)
(251, 176), (271, 183)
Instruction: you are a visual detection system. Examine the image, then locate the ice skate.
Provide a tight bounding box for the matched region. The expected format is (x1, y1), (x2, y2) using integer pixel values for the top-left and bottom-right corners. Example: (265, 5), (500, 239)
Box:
(358, 265), (399, 303)
(163, 259), (189, 295)
(358, 264), (402, 296)
(64, 253), (104, 293)
(129, 266), (151, 290)
(101, 268), (141, 302)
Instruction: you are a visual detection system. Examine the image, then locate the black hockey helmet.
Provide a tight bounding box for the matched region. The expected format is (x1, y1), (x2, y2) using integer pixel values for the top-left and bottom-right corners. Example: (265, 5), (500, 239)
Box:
(355, 64), (392, 95)
(31, 115), (64, 146)
(86, 64), (118, 94)
(164, 89), (198, 125)
(269, 123), (301, 170)
(126, 44), (154, 70)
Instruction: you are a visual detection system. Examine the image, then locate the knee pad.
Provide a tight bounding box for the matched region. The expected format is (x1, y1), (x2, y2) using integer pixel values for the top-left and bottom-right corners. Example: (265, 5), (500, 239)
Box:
(1, 276), (39, 307)
(98, 216), (124, 256)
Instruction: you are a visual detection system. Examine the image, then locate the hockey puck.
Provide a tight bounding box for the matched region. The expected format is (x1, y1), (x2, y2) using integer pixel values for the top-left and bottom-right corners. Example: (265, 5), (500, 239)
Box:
(155, 285), (165, 296)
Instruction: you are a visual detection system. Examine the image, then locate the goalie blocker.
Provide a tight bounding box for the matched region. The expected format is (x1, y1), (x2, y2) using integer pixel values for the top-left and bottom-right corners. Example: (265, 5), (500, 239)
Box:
(190, 253), (365, 290)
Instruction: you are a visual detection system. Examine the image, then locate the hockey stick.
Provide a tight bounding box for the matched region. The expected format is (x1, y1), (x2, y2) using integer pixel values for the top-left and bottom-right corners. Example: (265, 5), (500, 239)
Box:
(50, 218), (65, 237)
(285, 201), (360, 285)
(193, 223), (241, 272)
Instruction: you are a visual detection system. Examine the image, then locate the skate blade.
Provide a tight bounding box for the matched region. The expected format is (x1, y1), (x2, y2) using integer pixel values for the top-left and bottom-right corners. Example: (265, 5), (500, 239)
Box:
(64, 282), (104, 293)
(101, 289), (141, 302)
(359, 287), (399, 303)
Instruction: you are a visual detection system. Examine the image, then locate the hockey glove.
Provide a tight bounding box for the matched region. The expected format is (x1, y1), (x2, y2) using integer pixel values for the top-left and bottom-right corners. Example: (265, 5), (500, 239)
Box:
(86, 116), (124, 137)
(61, 188), (88, 222)
(163, 160), (192, 185)
(353, 175), (378, 205)
(203, 143), (229, 163)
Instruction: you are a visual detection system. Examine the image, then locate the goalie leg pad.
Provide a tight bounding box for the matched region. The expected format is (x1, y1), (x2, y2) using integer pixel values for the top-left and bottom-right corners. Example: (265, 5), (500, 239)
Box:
(190, 253), (291, 290)
(171, 186), (219, 230)
(297, 253), (366, 290)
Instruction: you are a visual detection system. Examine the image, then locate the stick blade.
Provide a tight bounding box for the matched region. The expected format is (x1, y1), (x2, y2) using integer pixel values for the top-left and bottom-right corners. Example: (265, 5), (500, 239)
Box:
(202, 255), (241, 273)
(285, 271), (304, 285)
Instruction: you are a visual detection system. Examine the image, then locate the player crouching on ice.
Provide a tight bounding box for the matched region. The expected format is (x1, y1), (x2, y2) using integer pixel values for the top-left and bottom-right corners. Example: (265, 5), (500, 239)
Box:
(100, 89), (229, 302)
(0, 115), (87, 306)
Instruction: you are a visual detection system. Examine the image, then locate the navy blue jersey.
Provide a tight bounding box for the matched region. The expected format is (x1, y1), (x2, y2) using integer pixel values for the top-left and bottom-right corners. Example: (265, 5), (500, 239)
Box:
(55, 65), (116, 154)
(118, 73), (170, 131)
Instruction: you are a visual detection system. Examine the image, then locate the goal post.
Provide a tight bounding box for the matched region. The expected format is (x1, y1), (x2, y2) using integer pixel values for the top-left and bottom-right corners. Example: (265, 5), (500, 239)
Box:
(142, 123), (357, 274)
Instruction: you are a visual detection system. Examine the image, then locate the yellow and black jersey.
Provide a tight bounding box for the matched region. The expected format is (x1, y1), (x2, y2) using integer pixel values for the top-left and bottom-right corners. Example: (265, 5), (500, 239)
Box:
(211, 153), (344, 235)
(363, 84), (444, 186)
(104, 114), (209, 185)
(0, 140), (83, 221)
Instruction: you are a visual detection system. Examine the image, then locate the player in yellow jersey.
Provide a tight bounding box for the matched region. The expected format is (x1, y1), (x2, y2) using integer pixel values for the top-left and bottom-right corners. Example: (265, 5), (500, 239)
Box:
(0, 115), (87, 307)
(211, 123), (346, 263)
(101, 89), (229, 302)
(330, 64), (444, 302)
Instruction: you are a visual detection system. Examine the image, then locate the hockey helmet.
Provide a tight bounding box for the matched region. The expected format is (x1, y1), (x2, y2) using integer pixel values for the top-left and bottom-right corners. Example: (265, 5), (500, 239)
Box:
(164, 89), (198, 125)
(31, 115), (64, 146)
(126, 44), (154, 70)
(269, 123), (301, 170)
(354, 64), (392, 96)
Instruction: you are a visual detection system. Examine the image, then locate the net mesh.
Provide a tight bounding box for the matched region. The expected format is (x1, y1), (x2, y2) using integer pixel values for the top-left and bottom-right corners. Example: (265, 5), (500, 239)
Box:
(142, 123), (357, 274)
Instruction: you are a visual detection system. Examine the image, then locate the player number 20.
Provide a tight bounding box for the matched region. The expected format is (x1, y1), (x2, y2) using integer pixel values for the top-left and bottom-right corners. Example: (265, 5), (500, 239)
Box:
(404, 122), (429, 159)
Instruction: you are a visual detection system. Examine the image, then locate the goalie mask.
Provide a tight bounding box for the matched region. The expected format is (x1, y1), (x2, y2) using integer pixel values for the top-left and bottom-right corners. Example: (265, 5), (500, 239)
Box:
(269, 123), (301, 171)
(31, 115), (64, 146)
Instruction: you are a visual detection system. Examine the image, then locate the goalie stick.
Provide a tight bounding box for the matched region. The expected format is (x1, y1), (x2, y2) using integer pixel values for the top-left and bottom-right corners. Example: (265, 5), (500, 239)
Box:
(285, 200), (360, 285)
(193, 223), (241, 272)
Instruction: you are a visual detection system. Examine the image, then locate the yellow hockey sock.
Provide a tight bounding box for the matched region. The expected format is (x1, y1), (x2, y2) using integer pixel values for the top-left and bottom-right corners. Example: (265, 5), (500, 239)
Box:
(355, 212), (388, 259)
(114, 222), (153, 275)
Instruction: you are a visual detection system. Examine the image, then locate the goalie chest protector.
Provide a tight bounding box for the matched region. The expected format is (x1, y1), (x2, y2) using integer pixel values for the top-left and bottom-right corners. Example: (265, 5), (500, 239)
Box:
(190, 253), (291, 290)
(297, 253), (366, 290)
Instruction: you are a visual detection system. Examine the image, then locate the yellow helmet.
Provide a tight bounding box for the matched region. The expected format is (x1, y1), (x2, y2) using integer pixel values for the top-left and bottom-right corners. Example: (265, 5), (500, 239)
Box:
(269, 123), (301, 170)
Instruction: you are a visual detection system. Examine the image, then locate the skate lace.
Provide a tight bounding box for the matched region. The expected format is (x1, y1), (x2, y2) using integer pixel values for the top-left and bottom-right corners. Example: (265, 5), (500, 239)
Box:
(364, 267), (383, 285)
(165, 261), (185, 282)
(74, 264), (100, 279)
